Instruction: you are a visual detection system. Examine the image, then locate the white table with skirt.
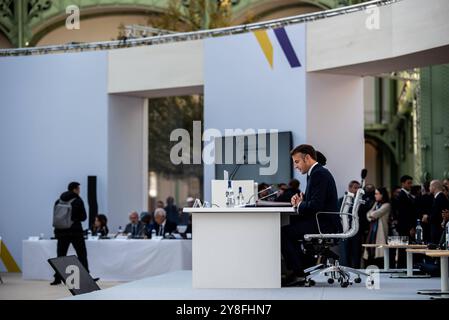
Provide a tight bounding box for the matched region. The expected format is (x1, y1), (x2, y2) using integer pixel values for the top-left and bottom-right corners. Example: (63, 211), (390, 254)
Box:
(22, 239), (192, 281)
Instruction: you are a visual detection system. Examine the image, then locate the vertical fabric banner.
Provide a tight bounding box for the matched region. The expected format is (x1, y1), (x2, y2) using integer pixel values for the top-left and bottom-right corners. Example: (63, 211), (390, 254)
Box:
(253, 30), (274, 69)
(273, 27), (302, 68)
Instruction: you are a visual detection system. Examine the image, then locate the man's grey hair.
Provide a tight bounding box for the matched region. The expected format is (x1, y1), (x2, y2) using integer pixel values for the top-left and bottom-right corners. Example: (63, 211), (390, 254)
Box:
(430, 179), (443, 191)
(154, 208), (167, 218)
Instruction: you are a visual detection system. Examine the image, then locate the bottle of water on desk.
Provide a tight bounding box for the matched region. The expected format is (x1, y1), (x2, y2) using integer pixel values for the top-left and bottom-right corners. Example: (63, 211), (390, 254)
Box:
(237, 187), (244, 206)
(151, 228), (156, 239)
(225, 180), (235, 208)
(415, 219), (423, 244)
(87, 229), (92, 240)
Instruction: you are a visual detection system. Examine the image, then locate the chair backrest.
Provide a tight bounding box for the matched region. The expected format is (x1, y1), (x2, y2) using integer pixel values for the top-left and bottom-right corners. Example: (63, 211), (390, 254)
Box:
(304, 188), (365, 241)
(340, 192), (355, 233)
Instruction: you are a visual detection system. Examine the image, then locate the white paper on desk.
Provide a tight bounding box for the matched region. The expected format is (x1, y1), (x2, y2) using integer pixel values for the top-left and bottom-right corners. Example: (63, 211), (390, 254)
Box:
(28, 236), (40, 241)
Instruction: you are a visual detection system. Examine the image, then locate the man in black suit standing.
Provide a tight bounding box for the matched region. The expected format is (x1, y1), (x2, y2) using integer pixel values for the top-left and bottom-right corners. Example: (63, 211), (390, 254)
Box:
(281, 144), (341, 286)
(395, 175), (417, 267)
(429, 180), (449, 244)
(396, 175), (417, 238)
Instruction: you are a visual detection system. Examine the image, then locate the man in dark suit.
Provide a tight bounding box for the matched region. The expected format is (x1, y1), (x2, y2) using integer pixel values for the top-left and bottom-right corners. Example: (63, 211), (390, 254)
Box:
(396, 175), (417, 237)
(153, 208), (177, 237)
(124, 211), (145, 238)
(395, 175), (417, 267)
(429, 180), (449, 244)
(281, 144), (341, 285)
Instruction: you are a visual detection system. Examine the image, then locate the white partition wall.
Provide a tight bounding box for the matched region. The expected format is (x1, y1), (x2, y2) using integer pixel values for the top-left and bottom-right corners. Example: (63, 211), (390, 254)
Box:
(306, 73), (364, 195)
(203, 24), (308, 201)
(0, 54), (150, 270)
(0, 52), (109, 270)
(203, 23), (364, 199)
(107, 95), (148, 233)
(108, 40), (204, 96)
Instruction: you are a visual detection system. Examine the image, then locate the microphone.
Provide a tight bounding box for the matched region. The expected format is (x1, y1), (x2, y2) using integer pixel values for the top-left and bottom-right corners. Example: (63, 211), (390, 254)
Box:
(245, 185), (273, 205)
(258, 185), (272, 195)
(258, 190), (278, 201)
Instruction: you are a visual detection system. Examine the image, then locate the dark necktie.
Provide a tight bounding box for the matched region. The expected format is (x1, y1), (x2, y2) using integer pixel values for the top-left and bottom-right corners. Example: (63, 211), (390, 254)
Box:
(132, 225), (136, 236)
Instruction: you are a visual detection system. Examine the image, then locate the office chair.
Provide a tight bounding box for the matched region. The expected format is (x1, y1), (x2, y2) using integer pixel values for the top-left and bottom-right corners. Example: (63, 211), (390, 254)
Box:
(301, 182), (374, 288)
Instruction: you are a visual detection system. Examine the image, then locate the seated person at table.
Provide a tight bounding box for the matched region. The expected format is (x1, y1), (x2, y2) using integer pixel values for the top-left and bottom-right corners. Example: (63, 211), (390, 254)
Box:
(185, 213), (192, 234)
(124, 211), (145, 238)
(91, 214), (109, 237)
(154, 208), (177, 237)
(140, 211), (155, 238)
(276, 179), (301, 203)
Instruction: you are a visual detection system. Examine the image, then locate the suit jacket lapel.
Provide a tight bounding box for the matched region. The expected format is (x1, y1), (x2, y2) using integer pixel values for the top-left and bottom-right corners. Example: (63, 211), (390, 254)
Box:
(305, 164), (320, 201)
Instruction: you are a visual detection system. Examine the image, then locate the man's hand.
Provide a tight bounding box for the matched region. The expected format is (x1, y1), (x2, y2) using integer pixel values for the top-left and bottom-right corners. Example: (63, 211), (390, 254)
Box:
(291, 192), (304, 207)
(291, 194), (299, 207)
(422, 214), (429, 223)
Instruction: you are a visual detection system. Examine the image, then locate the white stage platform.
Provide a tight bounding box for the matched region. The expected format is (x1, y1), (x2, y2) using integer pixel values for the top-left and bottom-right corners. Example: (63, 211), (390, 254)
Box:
(67, 271), (442, 300)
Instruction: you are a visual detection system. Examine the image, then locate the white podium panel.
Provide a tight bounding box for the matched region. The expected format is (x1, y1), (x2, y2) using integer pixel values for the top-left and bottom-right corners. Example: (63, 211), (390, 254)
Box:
(184, 207), (295, 288)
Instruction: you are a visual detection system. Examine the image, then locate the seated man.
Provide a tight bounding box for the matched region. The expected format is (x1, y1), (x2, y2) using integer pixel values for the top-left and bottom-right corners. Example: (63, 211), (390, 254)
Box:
(154, 208), (177, 237)
(281, 144), (341, 286)
(124, 211), (144, 238)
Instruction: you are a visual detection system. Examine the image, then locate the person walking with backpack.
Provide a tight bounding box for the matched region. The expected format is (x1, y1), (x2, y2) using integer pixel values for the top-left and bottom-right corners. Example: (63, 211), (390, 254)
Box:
(51, 182), (90, 285)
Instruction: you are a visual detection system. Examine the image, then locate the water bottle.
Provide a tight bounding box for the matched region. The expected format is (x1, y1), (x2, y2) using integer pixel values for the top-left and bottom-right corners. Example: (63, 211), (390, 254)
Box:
(225, 180), (235, 208)
(415, 219), (423, 244)
(237, 187), (245, 206)
(151, 229), (156, 239)
(118, 226), (123, 235)
(87, 229), (92, 240)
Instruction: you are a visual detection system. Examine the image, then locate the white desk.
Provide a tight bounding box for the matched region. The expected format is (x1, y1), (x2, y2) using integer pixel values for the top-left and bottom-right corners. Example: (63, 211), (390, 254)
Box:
(184, 207), (295, 288)
(22, 239), (192, 281)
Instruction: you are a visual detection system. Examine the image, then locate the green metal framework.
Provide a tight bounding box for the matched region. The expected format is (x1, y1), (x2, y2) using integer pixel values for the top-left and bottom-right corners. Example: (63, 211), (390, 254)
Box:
(0, 0), (364, 47)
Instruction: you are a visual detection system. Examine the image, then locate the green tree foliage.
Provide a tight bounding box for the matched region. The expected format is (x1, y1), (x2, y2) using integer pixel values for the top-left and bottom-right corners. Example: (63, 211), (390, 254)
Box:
(148, 95), (203, 179)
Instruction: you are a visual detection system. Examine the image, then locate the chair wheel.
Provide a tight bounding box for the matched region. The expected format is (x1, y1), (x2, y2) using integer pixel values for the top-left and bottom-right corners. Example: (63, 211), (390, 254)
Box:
(308, 279), (316, 286)
(327, 278), (334, 284)
(340, 281), (349, 288)
(354, 277), (362, 284)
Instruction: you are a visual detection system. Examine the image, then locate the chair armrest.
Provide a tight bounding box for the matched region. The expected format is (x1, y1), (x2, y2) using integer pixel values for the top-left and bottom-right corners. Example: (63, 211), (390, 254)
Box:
(314, 211), (354, 235)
